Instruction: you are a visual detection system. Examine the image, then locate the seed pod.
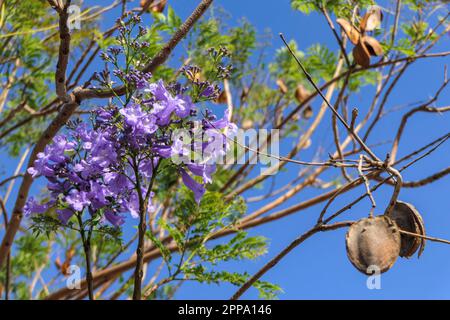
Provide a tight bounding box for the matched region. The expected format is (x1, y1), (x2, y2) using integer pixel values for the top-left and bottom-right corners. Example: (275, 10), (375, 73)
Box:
(302, 105), (313, 119)
(336, 18), (360, 45)
(363, 36), (383, 56)
(141, 0), (167, 13)
(353, 41), (371, 67)
(346, 216), (401, 274)
(215, 90), (228, 104)
(295, 84), (309, 103)
(276, 79), (288, 94)
(390, 201), (426, 258)
(360, 5), (383, 32)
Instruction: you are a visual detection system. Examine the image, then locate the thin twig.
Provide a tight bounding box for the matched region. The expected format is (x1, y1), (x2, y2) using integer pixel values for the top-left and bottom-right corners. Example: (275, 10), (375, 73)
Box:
(279, 33), (380, 162)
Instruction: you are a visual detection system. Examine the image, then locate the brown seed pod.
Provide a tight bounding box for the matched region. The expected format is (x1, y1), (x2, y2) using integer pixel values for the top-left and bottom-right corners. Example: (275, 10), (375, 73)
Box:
(352, 41), (371, 67)
(140, 0), (167, 13)
(360, 5), (383, 32)
(336, 18), (360, 45)
(346, 216), (401, 274)
(215, 90), (228, 104)
(363, 36), (383, 56)
(302, 105), (313, 119)
(390, 201), (426, 258)
(276, 79), (288, 94)
(294, 84), (309, 103)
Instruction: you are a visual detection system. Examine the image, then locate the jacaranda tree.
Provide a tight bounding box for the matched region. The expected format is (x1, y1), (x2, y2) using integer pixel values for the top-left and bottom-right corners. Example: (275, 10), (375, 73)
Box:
(0, 0), (449, 300)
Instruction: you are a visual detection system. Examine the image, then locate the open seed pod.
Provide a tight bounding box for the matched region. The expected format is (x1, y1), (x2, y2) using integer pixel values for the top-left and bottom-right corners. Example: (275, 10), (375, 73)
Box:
(390, 201), (426, 258)
(352, 41), (371, 67)
(336, 18), (360, 45)
(360, 5), (383, 32)
(362, 36), (383, 56)
(346, 216), (401, 274)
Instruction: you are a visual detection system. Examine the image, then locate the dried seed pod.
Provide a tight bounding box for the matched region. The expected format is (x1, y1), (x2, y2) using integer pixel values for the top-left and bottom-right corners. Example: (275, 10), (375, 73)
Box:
(336, 18), (360, 45)
(360, 5), (383, 32)
(363, 36), (383, 56)
(390, 201), (426, 258)
(140, 0), (167, 13)
(215, 90), (228, 104)
(352, 41), (371, 67)
(302, 105), (313, 119)
(276, 79), (288, 94)
(346, 216), (401, 274)
(294, 84), (309, 103)
(140, 0), (154, 11)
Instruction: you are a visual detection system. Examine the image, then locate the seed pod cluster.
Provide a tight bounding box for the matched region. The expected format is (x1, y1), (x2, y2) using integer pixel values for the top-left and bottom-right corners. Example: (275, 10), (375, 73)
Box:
(345, 201), (426, 274)
(336, 5), (384, 67)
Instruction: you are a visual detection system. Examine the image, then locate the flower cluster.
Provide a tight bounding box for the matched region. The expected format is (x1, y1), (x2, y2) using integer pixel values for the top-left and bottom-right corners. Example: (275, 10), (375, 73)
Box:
(25, 74), (236, 227)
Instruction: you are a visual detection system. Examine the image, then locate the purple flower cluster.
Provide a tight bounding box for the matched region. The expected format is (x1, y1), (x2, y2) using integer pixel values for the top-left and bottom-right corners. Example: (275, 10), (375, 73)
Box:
(25, 75), (236, 227)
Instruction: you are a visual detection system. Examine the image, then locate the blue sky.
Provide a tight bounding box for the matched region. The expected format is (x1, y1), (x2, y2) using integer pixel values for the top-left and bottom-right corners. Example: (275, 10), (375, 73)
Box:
(1, 0), (449, 299)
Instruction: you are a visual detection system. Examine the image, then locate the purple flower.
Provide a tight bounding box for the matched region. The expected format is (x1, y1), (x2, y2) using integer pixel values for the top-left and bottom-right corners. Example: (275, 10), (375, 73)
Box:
(105, 172), (131, 194)
(175, 95), (194, 118)
(120, 104), (158, 136)
(89, 130), (118, 168)
(124, 192), (140, 218)
(187, 163), (216, 184)
(181, 168), (205, 204)
(153, 145), (172, 158)
(27, 152), (53, 178)
(200, 84), (216, 98)
(65, 190), (90, 212)
(47, 135), (75, 163)
(57, 209), (75, 225)
(139, 158), (158, 178)
(148, 79), (170, 101)
(120, 104), (145, 126)
(24, 197), (48, 217)
(88, 180), (111, 210)
(104, 210), (125, 227)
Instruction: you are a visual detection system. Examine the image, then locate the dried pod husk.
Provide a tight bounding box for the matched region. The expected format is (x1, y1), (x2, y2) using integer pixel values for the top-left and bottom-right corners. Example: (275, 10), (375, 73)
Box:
(276, 79), (288, 94)
(214, 90), (228, 104)
(140, 0), (167, 13)
(360, 5), (383, 32)
(352, 41), (371, 67)
(295, 84), (310, 103)
(302, 105), (313, 119)
(336, 18), (360, 45)
(390, 201), (426, 258)
(242, 119), (254, 130)
(363, 36), (383, 56)
(346, 216), (401, 274)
